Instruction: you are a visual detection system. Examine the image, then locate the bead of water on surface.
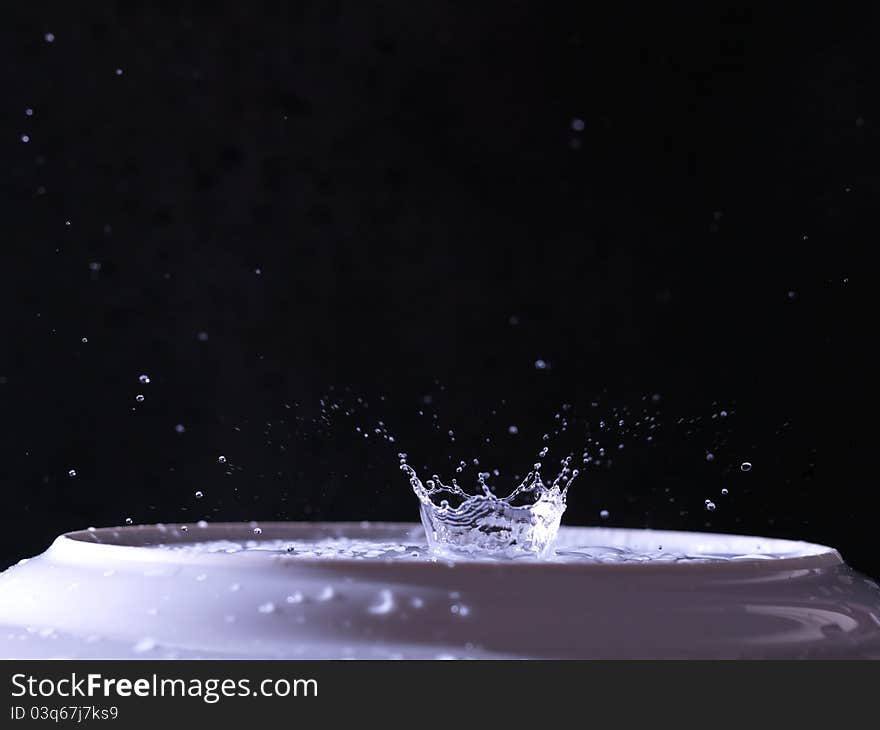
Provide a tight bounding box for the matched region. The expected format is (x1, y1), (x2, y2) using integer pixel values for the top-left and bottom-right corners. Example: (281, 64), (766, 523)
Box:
(135, 394), (144, 402)
(253, 527), (262, 535)
(218, 455), (227, 464)
(368, 589), (395, 615)
(534, 359), (548, 370)
(508, 425), (518, 434)
(138, 374), (151, 384)
(721, 488), (729, 495)
(705, 500), (716, 511)
(124, 517), (132, 525)
(706, 452), (715, 462)
(174, 424), (185, 433)
(599, 509), (610, 519)
(741, 462), (752, 472)
(68, 469), (77, 477)
(194, 491), (203, 499)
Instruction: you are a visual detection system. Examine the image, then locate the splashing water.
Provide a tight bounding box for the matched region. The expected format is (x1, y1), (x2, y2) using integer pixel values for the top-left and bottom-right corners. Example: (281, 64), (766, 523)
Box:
(399, 453), (576, 558)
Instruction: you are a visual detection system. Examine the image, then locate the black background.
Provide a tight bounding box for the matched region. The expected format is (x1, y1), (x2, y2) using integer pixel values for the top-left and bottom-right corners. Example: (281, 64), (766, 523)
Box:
(1, 3), (877, 575)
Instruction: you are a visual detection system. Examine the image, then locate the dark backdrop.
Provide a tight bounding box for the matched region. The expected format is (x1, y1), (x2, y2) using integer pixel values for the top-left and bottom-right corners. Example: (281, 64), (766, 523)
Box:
(1, 3), (877, 576)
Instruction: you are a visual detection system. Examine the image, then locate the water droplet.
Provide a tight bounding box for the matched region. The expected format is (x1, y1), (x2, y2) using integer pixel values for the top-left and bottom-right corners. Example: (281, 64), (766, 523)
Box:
(705, 500), (716, 511)
(534, 359), (548, 370)
(599, 509), (609, 519)
(286, 592), (303, 603)
(705, 452), (715, 462)
(135, 394), (145, 402)
(257, 602), (275, 614)
(174, 424), (185, 433)
(253, 527), (262, 535)
(44, 32), (55, 43)
(81, 337), (88, 343)
(68, 469), (77, 477)
(721, 488), (729, 495)
(368, 589), (395, 615)
(570, 117), (585, 132)
(194, 490), (203, 499)
(20, 134), (29, 143)
(740, 462), (752, 472)
(115, 68), (123, 76)
(507, 425), (519, 435)
(124, 517), (133, 525)
(218, 455), (227, 464)
(138, 374), (151, 384)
